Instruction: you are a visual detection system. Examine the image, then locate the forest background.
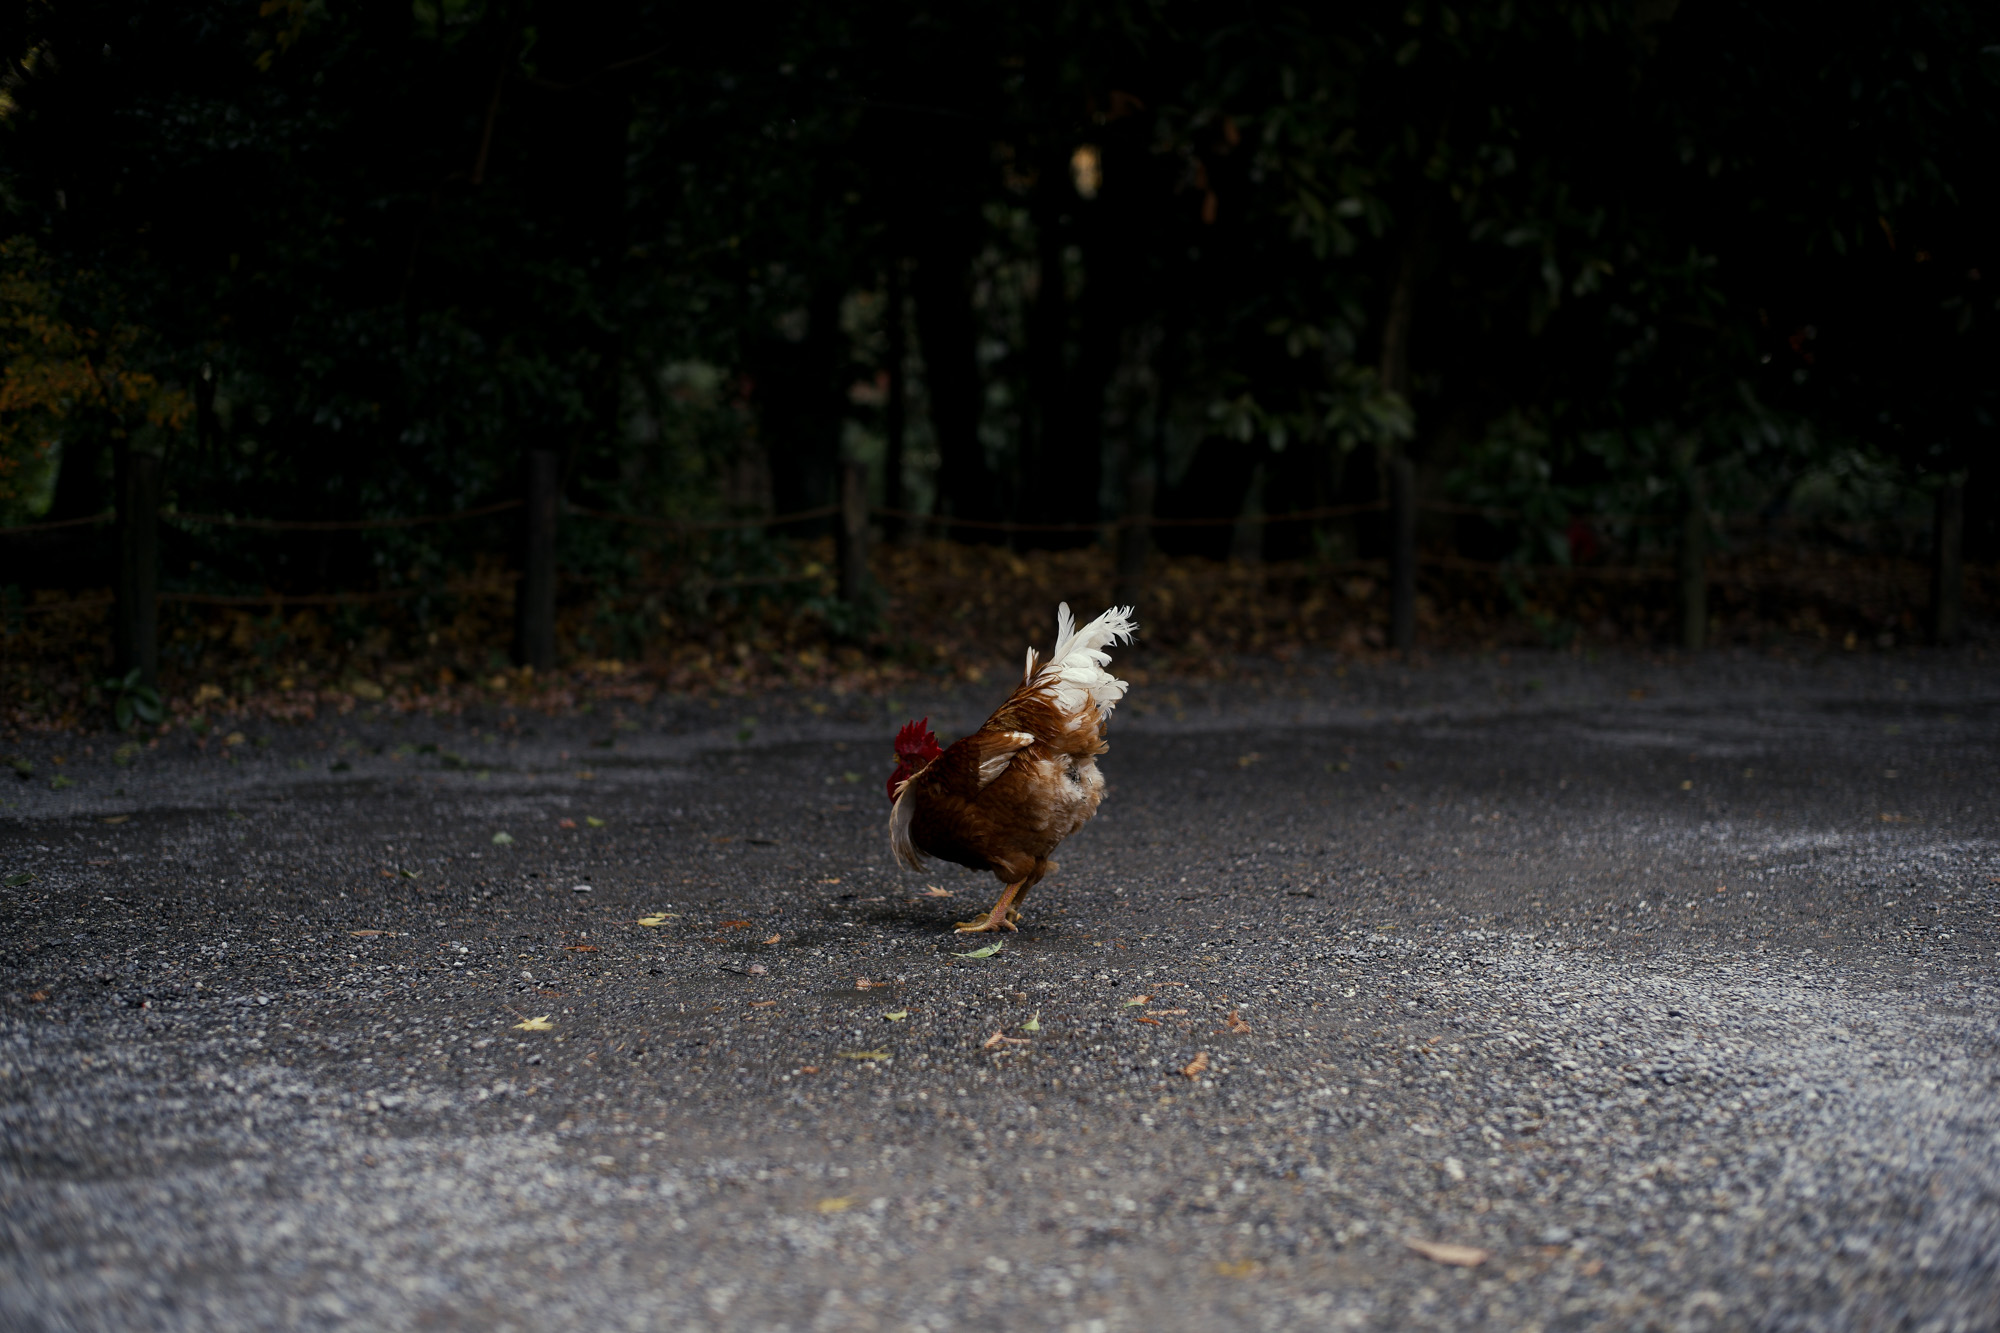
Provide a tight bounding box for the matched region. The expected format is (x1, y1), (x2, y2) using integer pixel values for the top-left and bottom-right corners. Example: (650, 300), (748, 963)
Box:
(0, 0), (1995, 729)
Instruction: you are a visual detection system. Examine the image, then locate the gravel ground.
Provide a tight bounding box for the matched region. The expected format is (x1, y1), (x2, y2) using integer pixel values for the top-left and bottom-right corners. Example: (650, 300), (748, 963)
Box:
(2, 648), (1996, 1332)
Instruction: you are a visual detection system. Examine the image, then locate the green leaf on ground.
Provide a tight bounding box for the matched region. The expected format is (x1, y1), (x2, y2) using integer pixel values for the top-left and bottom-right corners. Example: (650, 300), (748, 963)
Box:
(953, 940), (1005, 959)
(491, 832), (514, 845)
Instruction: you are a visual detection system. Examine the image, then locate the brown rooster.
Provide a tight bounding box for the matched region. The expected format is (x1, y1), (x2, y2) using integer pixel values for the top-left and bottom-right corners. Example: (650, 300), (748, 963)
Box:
(886, 603), (1137, 932)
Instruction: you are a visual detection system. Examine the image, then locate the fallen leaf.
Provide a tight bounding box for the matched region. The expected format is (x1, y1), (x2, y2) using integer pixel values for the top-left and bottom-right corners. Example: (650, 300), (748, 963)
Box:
(1181, 1051), (1210, 1078)
(379, 869), (396, 878)
(762, 933), (782, 945)
(513, 1015), (554, 1031)
(1147, 1009), (1189, 1016)
(982, 1030), (1029, 1049)
(1134, 1015), (1162, 1025)
(954, 940), (1005, 959)
(749, 1000), (777, 1008)
(637, 914), (675, 927)
(563, 945), (599, 953)
(883, 1010), (909, 1021)
(4, 871), (35, 887)
(835, 1050), (890, 1061)
(491, 832), (514, 845)
(585, 816), (605, 827)
(1214, 1259), (1260, 1278)
(558, 818), (577, 829)
(1225, 1010), (1252, 1034)
(1235, 752), (1261, 768)
(400, 869), (420, 878)
(571, 884), (592, 894)
(1122, 994), (1151, 1007)
(720, 919), (751, 929)
(818, 877), (842, 884)
(349, 929), (387, 937)
(1021, 1013), (1041, 1032)
(101, 815), (129, 825)
(919, 885), (952, 897)
(798, 1065), (820, 1074)
(1404, 1238), (1488, 1267)
(816, 1197), (854, 1214)
(855, 978), (883, 989)
(28, 990), (50, 1002)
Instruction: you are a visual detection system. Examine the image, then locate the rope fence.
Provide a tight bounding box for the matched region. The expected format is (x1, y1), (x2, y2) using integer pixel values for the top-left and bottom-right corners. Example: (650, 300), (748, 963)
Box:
(1, 481), (1953, 655)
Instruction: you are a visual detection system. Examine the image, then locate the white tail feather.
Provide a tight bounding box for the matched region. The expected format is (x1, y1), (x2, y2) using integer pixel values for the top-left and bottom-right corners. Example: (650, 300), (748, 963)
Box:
(1033, 602), (1137, 724)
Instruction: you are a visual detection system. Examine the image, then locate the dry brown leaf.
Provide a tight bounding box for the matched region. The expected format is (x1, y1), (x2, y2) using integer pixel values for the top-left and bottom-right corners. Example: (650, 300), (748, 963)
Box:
(1225, 1010), (1252, 1034)
(349, 929), (387, 937)
(558, 818), (577, 829)
(27, 990), (50, 1002)
(855, 978), (883, 989)
(720, 919), (751, 929)
(982, 1029), (1029, 1050)
(1121, 994), (1151, 1007)
(798, 1065), (820, 1074)
(749, 1000), (777, 1008)
(101, 815), (129, 825)
(1181, 1051), (1209, 1078)
(563, 945), (599, 952)
(1134, 1015), (1162, 1026)
(919, 885), (952, 897)
(1404, 1238), (1488, 1267)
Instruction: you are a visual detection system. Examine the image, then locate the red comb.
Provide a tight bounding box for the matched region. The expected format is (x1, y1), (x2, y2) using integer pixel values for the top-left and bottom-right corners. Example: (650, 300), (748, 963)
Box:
(894, 718), (941, 758)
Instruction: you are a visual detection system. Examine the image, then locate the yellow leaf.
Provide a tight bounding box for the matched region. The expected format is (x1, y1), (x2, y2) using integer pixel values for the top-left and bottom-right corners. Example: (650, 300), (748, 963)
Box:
(637, 914), (676, 927)
(585, 816), (605, 827)
(835, 1050), (889, 1061)
(1404, 1237), (1488, 1267)
(513, 1015), (554, 1031)
(1021, 1013), (1041, 1032)
(1122, 994), (1150, 1007)
(883, 1010), (909, 1021)
(815, 1197), (854, 1214)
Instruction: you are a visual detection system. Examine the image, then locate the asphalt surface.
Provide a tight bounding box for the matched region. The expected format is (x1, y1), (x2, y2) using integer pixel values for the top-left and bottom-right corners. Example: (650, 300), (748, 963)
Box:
(2, 648), (1997, 1331)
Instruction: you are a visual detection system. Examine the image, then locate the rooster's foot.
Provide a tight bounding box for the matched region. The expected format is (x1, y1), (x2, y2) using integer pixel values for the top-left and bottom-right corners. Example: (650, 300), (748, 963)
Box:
(953, 907), (1020, 933)
(954, 883), (1026, 933)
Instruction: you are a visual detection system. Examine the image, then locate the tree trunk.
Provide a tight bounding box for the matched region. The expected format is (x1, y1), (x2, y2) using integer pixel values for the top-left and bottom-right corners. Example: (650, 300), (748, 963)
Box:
(515, 449), (559, 672)
(113, 444), (161, 688)
(1380, 221), (1425, 651)
(1388, 455), (1417, 650)
(1930, 476), (1964, 646)
(882, 259), (908, 542)
(1680, 473), (1708, 651)
(911, 234), (997, 536)
(838, 460), (873, 610)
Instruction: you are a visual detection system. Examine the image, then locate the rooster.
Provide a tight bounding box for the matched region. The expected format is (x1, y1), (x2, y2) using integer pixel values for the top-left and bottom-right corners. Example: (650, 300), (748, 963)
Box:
(886, 603), (1137, 932)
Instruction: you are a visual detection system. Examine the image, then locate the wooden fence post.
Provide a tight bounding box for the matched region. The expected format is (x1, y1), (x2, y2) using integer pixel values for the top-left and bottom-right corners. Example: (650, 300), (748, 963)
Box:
(838, 459), (872, 608)
(114, 445), (161, 688)
(1931, 476), (1964, 646)
(516, 449), (559, 672)
(1680, 473), (1707, 651)
(1388, 454), (1416, 651)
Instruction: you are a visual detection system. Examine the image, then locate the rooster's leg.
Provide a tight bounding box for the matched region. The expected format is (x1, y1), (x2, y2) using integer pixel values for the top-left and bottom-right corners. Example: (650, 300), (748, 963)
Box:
(955, 880), (1026, 933)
